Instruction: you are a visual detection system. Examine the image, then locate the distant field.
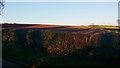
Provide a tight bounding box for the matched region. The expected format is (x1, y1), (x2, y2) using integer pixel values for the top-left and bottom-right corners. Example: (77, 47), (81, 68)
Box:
(88, 25), (120, 29)
(1, 24), (90, 29)
(2, 24), (119, 29)
(2, 24), (120, 68)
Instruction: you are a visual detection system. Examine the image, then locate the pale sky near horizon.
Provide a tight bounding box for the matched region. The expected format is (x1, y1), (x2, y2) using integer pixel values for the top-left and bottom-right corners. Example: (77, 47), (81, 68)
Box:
(2, 2), (118, 25)
(5, 0), (120, 2)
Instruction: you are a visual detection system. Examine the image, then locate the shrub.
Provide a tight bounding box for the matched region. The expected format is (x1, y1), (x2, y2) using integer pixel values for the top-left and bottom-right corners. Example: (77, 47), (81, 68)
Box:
(2, 29), (17, 44)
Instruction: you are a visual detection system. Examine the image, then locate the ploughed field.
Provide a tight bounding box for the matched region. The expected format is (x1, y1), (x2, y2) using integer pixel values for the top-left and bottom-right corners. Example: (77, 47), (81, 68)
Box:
(2, 24), (120, 67)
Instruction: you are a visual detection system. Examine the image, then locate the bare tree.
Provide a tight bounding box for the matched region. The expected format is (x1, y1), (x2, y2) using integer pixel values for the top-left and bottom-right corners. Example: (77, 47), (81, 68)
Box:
(118, 1), (120, 26)
(0, 0), (5, 15)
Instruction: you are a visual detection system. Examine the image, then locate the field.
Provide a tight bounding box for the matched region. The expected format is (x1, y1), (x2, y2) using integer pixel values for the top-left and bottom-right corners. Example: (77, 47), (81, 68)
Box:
(1, 24), (120, 68)
(88, 25), (120, 29)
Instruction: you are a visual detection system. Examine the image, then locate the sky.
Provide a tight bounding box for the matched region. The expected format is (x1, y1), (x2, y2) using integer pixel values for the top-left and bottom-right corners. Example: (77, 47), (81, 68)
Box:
(1, 2), (118, 25)
(5, 0), (120, 2)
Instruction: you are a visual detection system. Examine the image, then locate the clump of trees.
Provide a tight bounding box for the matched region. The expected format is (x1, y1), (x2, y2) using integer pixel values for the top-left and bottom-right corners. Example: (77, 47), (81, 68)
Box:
(2, 29), (120, 65)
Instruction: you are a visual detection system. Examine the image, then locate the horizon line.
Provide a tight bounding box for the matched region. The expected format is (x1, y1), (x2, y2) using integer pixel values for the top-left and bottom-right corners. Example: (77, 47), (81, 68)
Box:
(0, 22), (118, 26)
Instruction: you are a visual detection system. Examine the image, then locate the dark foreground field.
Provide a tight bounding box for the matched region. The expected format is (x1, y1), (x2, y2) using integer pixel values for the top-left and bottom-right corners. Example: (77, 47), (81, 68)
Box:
(1, 24), (120, 68)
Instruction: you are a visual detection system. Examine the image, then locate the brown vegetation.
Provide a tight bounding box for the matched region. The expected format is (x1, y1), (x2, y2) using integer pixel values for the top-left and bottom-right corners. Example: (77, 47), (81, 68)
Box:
(2, 24), (120, 67)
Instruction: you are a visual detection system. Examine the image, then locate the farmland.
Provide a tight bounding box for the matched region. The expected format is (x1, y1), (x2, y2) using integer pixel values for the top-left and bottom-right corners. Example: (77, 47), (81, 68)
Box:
(88, 25), (120, 29)
(1, 24), (120, 68)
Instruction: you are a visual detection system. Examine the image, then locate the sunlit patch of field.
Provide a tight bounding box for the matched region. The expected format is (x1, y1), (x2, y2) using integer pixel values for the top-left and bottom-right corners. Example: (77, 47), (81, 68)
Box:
(22, 24), (61, 29)
(2, 24), (91, 33)
(88, 25), (120, 29)
(2, 24), (90, 29)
